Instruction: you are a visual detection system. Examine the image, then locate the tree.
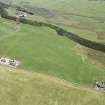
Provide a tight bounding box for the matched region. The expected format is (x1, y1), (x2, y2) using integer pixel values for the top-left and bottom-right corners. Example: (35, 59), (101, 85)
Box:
(0, 4), (8, 16)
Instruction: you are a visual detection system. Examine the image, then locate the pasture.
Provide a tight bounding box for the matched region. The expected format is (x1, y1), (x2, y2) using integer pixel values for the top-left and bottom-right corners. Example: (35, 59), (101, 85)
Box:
(0, 66), (104, 105)
(0, 18), (105, 86)
(0, 0), (105, 104)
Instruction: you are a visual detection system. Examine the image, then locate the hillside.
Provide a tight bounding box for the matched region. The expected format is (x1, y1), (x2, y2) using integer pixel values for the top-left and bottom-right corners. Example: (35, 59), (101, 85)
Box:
(0, 66), (105, 105)
(11, 0), (105, 42)
(0, 18), (105, 86)
(0, 0), (105, 104)
(5, 0), (105, 68)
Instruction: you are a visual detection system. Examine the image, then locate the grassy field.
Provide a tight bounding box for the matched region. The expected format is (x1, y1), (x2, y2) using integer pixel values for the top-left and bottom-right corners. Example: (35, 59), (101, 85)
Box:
(12, 0), (105, 16)
(10, 0), (105, 42)
(0, 0), (105, 104)
(7, 0), (105, 66)
(0, 18), (105, 87)
(0, 66), (105, 105)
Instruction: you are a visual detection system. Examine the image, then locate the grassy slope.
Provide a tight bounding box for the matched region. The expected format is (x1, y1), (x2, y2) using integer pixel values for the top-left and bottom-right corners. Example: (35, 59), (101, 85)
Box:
(0, 65), (105, 105)
(13, 0), (105, 16)
(0, 1), (105, 104)
(0, 18), (105, 86)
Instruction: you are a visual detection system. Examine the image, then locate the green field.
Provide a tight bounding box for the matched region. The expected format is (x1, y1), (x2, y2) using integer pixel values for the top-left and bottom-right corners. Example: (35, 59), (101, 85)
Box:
(10, 0), (105, 42)
(0, 0), (105, 105)
(7, 0), (105, 67)
(0, 18), (105, 86)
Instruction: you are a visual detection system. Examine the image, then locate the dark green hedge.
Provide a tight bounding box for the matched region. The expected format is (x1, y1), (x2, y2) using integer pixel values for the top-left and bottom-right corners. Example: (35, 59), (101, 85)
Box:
(2, 14), (105, 53)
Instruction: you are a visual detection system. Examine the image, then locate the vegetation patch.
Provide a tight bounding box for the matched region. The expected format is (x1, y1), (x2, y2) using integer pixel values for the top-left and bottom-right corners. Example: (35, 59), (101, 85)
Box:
(0, 18), (105, 87)
(76, 45), (105, 69)
(0, 66), (104, 105)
